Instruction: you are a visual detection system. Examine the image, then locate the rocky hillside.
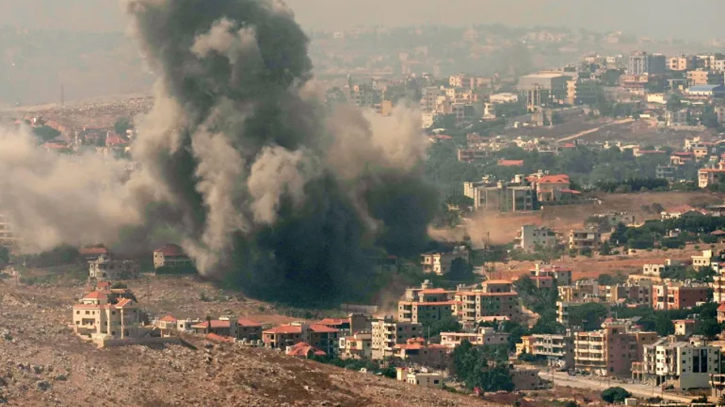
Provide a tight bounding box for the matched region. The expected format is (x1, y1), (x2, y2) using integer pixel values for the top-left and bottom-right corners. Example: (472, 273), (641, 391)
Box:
(0, 280), (500, 407)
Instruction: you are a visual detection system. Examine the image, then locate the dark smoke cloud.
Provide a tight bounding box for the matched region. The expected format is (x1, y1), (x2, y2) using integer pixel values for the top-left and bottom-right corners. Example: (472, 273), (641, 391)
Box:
(123, 0), (437, 305)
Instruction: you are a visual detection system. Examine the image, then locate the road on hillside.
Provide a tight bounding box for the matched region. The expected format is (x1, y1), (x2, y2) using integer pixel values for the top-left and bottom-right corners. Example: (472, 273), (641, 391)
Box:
(539, 371), (695, 403)
(556, 118), (634, 142)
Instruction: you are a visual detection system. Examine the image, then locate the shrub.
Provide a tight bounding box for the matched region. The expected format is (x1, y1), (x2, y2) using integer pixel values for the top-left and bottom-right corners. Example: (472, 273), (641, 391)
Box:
(601, 387), (632, 404)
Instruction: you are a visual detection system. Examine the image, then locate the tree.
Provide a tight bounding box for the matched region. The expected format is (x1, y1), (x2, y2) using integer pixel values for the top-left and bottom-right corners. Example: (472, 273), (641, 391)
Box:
(32, 125), (61, 142)
(601, 387), (632, 404)
(427, 317), (462, 339)
(599, 241), (612, 256)
(448, 258), (475, 282)
(568, 303), (608, 331)
(610, 223), (628, 246)
(667, 94), (683, 112)
(114, 117), (133, 135)
(696, 319), (723, 339)
(0, 247), (8, 265)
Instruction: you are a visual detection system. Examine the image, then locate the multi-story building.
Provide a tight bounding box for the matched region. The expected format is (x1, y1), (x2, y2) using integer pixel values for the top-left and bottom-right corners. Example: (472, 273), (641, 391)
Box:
(517, 225), (557, 253)
(262, 322), (339, 355)
(575, 319), (657, 376)
(533, 264), (573, 286)
(568, 229), (601, 251)
(673, 319), (699, 337)
(392, 338), (449, 368)
(153, 244), (194, 270)
(397, 300), (457, 325)
(652, 283), (711, 311)
(656, 165), (677, 182)
(692, 250), (714, 270)
(518, 72), (569, 111)
(420, 247), (469, 275)
(669, 55), (695, 71)
(713, 269), (725, 303)
(699, 168), (725, 188)
(687, 69), (721, 87)
(88, 254), (138, 281)
(558, 280), (599, 302)
(0, 215), (19, 248)
(530, 332), (575, 368)
(628, 51), (666, 76)
(72, 286), (143, 340)
(453, 281), (521, 323)
(534, 174), (572, 202)
(607, 283), (652, 306)
(464, 180), (537, 212)
(371, 318), (423, 360)
(637, 336), (720, 389)
(440, 327), (509, 348)
(338, 332), (372, 359)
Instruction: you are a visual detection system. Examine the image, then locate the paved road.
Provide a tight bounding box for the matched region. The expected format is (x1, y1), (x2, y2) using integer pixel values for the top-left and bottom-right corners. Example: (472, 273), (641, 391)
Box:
(539, 371), (695, 403)
(556, 118), (634, 142)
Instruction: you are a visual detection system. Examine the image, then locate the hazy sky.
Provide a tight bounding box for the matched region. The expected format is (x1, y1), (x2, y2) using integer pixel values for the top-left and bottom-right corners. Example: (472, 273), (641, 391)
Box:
(1, 0), (725, 41)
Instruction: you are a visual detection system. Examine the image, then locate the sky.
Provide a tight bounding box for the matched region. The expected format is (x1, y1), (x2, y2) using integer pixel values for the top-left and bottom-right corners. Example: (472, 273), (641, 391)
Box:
(1, 0), (725, 41)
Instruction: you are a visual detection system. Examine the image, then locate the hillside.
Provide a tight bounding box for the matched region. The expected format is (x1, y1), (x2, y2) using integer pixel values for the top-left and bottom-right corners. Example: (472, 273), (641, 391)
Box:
(0, 278), (502, 407)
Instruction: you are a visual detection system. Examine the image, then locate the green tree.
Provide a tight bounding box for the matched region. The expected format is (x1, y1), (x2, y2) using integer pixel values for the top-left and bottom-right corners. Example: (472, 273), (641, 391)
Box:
(568, 303), (608, 331)
(114, 117), (133, 135)
(601, 387), (632, 404)
(696, 319), (723, 340)
(0, 247), (8, 265)
(667, 94), (683, 112)
(32, 126), (61, 142)
(448, 258), (475, 282)
(427, 317), (462, 338)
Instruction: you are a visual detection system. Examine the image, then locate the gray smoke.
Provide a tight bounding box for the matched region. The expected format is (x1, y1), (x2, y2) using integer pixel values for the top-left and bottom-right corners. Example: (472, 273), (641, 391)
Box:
(119, 0), (438, 304)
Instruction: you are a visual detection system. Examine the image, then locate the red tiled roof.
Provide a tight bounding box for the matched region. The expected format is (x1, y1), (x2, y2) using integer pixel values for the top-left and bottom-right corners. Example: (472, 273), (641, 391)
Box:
(237, 318), (262, 327)
(484, 280), (512, 285)
(672, 152), (694, 157)
(310, 324), (339, 333)
(160, 315), (178, 323)
(82, 291), (107, 299)
(673, 319), (696, 324)
(154, 244), (187, 257)
(538, 174), (570, 184)
(115, 298), (134, 308)
(420, 288), (448, 294)
(667, 204), (696, 214)
(106, 135), (129, 145)
(79, 246), (108, 256)
(317, 318), (348, 326)
(399, 301), (460, 306)
(264, 325), (303, 335)
(718, 303), (725, 312)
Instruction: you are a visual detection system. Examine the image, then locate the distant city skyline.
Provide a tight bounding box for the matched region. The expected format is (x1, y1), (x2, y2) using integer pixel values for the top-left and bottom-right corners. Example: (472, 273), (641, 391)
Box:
(1, 0), (725, 41)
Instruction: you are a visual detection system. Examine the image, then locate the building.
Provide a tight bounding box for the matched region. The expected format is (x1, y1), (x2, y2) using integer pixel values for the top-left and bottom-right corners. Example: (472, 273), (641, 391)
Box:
(568, 229), (601, 251)
(392, 338), (449, 368)
(637, 336), (720, 389)
(489, 92), (519, 104)
(0, 215), (19, 248)
(397, 300), (457, 325)
(317, 313), (370, 335)
(262, 322), (339, 355)
(656, 165), (677, 182)
(285, 342), (326, 358)
(686, 84), (725, 98)
(88, 254), (138, 281)
(628, 51), (666, 76)
(420, 247), (469, 275)
(237, 318), (263, 341)
(463, 180), (537, 212)
(530, 332), (575, 368)
(72, 287), (143, 340)
(453, 281), (521, 323)
(574, 319), (657, 376)
(338, 332), (372, 359)
(153, 244), (194, 269)
(535, 174), (572, 202)
(558, 280), (600, 303)
(692, 250), (714, 270)
(687, 70), (721, 87)
(673, 320), (699, 337)
(699, 168), (725, 188)
(517, 225), (557, 253)
(652, 283), (711, 311)
(518, 73), (569, 111)
(532, 264), (573, 286)
(669, 55), (695, 71)
(396, 368), (443, 389)
(440, 327), (509, 348)
(607, 283), (652, 306)
(371, 318), (423, 360)
(512, 368), (549, 390)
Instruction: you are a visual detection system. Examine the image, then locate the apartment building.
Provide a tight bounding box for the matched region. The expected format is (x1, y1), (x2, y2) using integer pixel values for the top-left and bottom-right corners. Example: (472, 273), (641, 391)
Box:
(652, 283), (711, 310)
(517, 225), (557, 253)
(72, 287), (143, 340)
(440, 327), (509, 348)
(699, 168), (725, 188)
(607, 283), (652, 306)
(463, 180), (537, 212)
(674, 319), (699, 337)
(0, 215), (19, 248)
(338, 332), (372, 359)
(669, 55), (695, 71)
(692, 250), (714, 270)
(371, 318), (423, 360)
(714, 273), (725, 303)
(574, 319), (657, 376)
(262, 322), (339, 355)
(558, 280), (599, 302)
(687, 69), (720, 86)
(568, 229), (601, 251)
(392, 338), (449, 368)
(637, 336), (720, 389)
(420, 247), (469, 275)
(530, 332), (575, 368)
(453, 281), (521, 323)
(88, 254), (138, 281)
(532, 264), (573, 286)
(397, 300), (457, 325)
(153, 244), (194, 269)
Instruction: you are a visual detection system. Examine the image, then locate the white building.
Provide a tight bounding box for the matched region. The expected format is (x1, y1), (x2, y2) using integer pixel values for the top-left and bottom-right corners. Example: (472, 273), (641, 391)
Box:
(89, 254), (138, 281)
(517, 225), (557, 253)
(640, 336), (720, 390)
(490, 92), (519, 104)
(692, 250), (714, 271)
(396, 368), (443, 388)
(440, 327), (509, 348)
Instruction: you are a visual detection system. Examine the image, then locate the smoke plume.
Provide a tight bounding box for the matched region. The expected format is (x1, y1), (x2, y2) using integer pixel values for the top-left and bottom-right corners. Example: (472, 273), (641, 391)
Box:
(119, 0), (438, 304)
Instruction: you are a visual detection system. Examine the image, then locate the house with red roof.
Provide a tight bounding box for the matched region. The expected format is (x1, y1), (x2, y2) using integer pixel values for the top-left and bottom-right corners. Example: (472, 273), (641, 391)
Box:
(533, 173), (572, 202)
(263, 322), (339, 355)
(392, 338), (450, 368)
(72, 287), (145, 341)
(285, 342), (327, 358)
(717, 303), (725, 324)
(153, 244), (194, 270)
(79, 244), (109, 261)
